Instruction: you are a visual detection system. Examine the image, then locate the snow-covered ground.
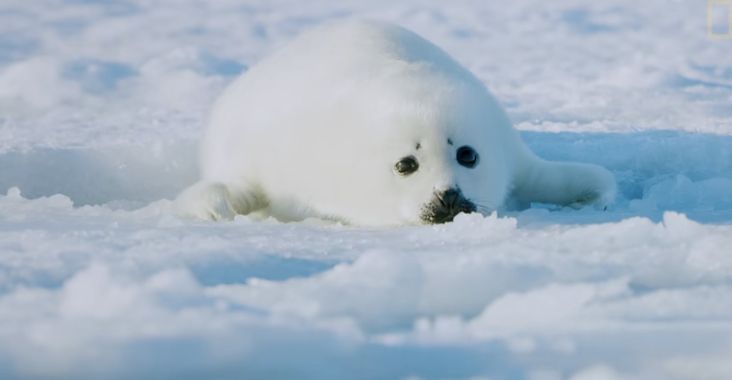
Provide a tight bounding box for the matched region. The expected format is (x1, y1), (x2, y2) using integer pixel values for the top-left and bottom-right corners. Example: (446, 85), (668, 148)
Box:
(2, 1), (732, 379)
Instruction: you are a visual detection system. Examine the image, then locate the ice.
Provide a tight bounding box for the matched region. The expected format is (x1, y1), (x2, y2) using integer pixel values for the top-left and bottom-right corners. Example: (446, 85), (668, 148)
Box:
(2, 0), (732, 379)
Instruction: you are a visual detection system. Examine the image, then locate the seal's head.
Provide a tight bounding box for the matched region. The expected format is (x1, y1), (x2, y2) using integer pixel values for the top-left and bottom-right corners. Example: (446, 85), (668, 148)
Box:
(390, 143), (478, 224)
(378, 128), (504, 226)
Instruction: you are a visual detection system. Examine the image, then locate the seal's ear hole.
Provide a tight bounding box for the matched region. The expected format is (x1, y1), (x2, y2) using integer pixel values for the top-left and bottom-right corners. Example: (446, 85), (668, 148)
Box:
(447, 138), (454, 146)
(456, 146), (479, 168)
(395, 156), (419, 176)
(415, 142), (421, 150)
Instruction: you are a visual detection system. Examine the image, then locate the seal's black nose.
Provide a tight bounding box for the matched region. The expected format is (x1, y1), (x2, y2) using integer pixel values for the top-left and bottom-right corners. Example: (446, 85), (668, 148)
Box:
(422, 187), (476, 224)
(438, 188), (461, 209)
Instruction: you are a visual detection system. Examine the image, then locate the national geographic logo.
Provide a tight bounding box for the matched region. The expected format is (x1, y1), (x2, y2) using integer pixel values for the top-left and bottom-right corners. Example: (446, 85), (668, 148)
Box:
(708, 0), (732, 38)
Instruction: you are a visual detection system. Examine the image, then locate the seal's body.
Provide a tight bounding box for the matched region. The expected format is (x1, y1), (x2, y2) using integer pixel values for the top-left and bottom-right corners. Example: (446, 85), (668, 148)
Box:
(176, 21), (615, 225)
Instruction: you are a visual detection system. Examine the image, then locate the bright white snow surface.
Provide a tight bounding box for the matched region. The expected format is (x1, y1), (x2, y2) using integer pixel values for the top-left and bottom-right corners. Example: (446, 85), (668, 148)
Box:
(1, 1), (732, 379)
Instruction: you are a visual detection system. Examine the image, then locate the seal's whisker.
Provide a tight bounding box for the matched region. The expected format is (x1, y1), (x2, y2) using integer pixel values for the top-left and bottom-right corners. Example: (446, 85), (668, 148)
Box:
(471, 202), (498, 215)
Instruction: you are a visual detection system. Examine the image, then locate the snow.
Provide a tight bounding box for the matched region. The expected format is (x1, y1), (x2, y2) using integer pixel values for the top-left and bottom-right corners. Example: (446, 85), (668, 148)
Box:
(1, 0), (731, 379)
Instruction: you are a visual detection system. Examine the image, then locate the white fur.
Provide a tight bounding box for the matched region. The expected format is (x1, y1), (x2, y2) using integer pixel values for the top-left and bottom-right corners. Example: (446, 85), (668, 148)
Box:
(176, 20), (616, 225)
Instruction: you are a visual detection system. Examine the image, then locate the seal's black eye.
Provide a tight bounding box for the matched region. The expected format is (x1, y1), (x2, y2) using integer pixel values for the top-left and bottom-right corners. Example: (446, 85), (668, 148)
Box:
(395, 156), (419, 176)
(456, 146), (479, 168)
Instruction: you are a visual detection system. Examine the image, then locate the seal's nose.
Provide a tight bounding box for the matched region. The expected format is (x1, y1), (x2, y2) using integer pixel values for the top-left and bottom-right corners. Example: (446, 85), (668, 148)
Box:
(423, 187), (476, 224)
(438, 188), (461, 209)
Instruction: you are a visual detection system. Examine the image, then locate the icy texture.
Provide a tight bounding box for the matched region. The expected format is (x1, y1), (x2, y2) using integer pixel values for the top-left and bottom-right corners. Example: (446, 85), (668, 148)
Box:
(1, 1), (732, 379)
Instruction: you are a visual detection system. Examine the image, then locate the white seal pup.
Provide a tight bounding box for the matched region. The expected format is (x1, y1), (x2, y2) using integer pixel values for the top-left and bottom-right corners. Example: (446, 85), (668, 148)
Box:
(175, 20), (615, 225)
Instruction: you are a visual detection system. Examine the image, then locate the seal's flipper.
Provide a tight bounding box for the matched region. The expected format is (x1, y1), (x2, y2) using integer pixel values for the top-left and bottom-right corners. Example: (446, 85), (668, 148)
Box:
(512, 158), (616, 209)
(174, 181), (266, 221)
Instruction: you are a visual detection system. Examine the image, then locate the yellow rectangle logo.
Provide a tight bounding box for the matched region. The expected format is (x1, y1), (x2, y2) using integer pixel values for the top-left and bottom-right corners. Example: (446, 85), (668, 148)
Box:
(708, 0), (732, 38)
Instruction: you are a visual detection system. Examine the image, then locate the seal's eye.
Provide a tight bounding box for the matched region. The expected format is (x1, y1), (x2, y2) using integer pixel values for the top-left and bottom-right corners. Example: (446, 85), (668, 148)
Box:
(456, 146), (479, 168)
(395, 156), (419, 176)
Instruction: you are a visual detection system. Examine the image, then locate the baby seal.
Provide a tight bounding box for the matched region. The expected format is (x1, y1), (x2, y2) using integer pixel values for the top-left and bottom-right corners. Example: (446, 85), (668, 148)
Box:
(176, 20), (615, 225)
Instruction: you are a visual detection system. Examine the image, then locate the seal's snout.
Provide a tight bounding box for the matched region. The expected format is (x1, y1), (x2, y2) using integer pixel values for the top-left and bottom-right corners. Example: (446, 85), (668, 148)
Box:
(437, 188), (463, 210)
(421, 187), (476, 224)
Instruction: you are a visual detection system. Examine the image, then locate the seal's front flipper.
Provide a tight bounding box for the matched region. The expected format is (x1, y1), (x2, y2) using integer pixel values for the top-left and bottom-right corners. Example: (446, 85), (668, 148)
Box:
(174, 181), (265, 221)
(512, 158), (616, 210)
